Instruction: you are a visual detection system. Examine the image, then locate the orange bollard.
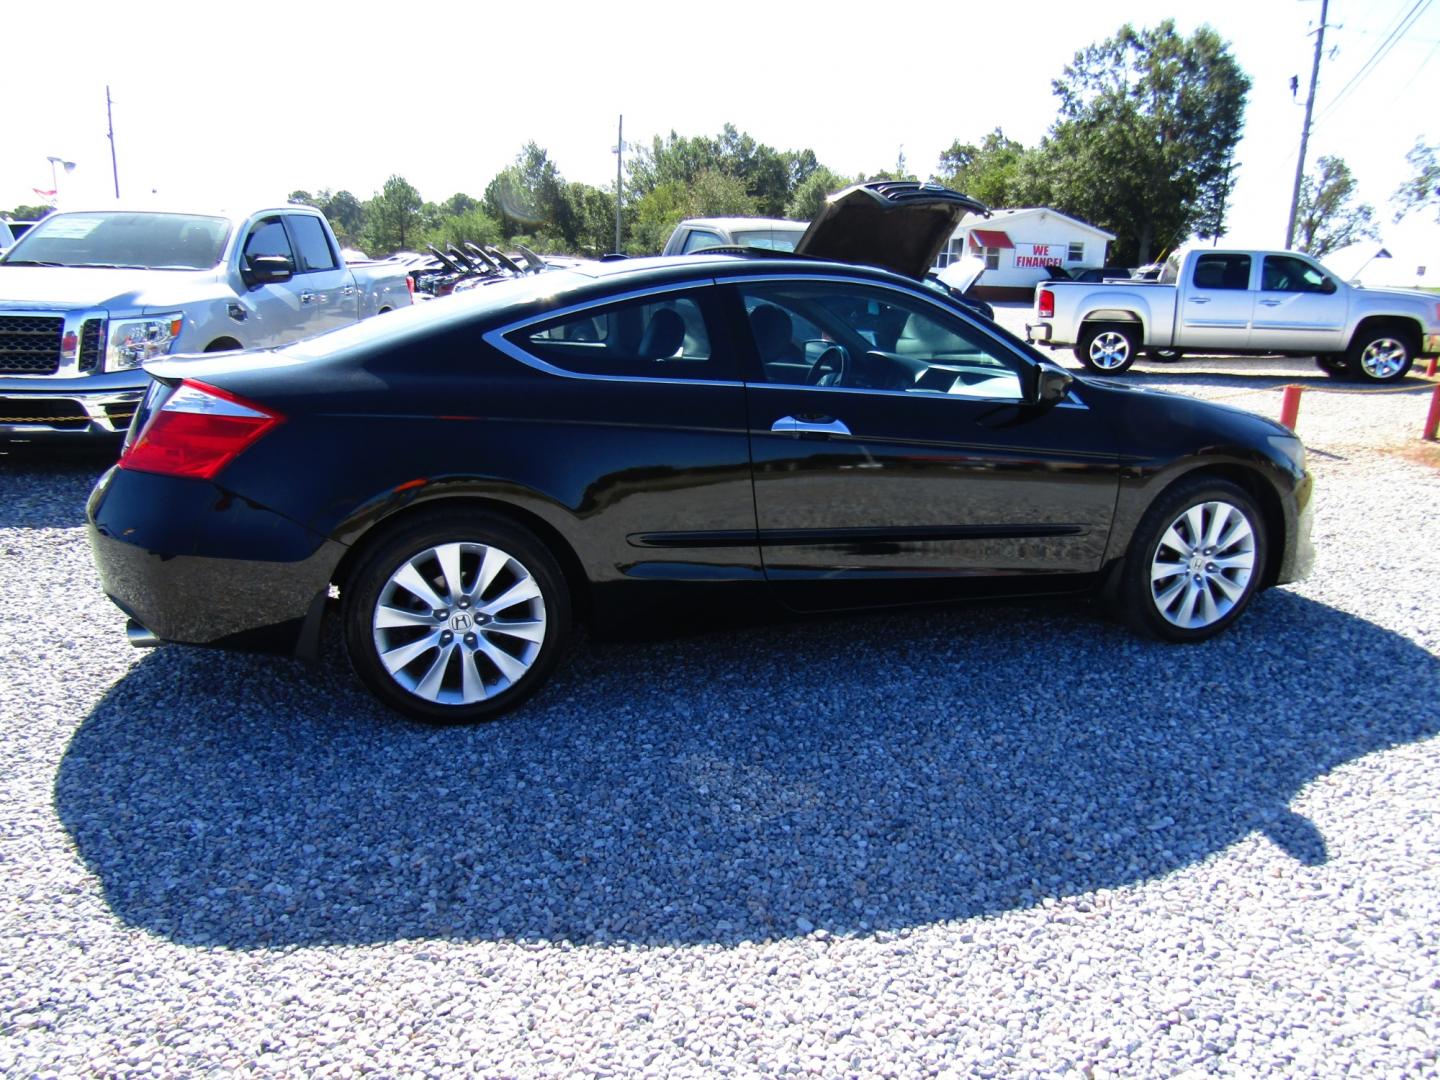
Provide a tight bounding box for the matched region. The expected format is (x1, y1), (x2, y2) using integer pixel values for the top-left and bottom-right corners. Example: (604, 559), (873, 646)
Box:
(1424, 384), (1440, 442)
(1279, 385), (1303, 430)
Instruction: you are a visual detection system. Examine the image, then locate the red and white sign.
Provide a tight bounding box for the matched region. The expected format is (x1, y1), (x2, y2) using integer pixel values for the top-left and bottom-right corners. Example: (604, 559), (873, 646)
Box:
(1013, 243), (1064, 269)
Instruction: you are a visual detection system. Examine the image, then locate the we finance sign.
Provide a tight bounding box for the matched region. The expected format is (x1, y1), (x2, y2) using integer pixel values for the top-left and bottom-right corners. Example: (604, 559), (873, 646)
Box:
(1014, 243), (1065, 269)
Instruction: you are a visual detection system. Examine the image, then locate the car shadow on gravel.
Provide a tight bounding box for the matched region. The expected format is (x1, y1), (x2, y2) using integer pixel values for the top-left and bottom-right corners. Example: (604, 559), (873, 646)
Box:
(55, 590), (1439, 949)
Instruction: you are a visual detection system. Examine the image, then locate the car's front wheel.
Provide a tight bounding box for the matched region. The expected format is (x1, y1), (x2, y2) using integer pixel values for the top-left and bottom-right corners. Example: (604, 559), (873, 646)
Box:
(343, 511), (571, 724)
(1347, 325), (1415, 383)
(1120, 478), (1267, 642)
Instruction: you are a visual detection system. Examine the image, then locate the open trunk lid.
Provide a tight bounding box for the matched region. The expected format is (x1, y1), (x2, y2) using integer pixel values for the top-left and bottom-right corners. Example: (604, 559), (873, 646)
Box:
(793, 181), (989, 280)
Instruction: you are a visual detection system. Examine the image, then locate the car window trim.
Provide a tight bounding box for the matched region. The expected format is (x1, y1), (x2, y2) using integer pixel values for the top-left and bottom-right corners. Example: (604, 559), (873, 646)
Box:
(484, 279), (745, 387)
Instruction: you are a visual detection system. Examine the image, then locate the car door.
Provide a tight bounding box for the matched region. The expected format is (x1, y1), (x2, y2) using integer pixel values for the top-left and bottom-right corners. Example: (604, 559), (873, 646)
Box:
(1251, 254), (1347, 354)
(1176, 253), (1254, 350)
(484, 283), (760, 589)
(282, 212), (359, 333)
(237, 215), (310, 347)
(727, 276), (1121, 612)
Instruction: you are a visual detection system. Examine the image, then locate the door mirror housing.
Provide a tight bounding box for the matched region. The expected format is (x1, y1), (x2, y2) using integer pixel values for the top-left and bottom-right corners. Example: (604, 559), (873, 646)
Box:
(1034, 363), (1074, 407)
(244, 254), (294, 286)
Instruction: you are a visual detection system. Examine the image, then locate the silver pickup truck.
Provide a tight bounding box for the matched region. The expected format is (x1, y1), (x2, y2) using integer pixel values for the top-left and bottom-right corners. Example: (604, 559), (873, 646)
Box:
(0, 205), (413, 440)
(1026, 246), (1440, 383)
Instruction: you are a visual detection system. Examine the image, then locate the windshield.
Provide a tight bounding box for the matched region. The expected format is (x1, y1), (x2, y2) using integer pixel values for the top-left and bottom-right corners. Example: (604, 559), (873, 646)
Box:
(2, 212), (231, 270)
(731, 228), (804, 252)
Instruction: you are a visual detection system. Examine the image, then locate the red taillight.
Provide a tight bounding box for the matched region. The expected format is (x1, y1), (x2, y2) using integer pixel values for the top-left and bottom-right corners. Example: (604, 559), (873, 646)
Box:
(119, 379), (283, 480)
(1038, 289), (1055, 319)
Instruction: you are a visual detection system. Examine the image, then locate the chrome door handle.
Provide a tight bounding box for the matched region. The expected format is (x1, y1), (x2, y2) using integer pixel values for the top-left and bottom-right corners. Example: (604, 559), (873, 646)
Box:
(1259, 299), (1282, 306)
(1188, 297), (1210, 304)
(341, 284), (357, 297)
(771, 415), (851, 437)
(300, 291), (318, 304)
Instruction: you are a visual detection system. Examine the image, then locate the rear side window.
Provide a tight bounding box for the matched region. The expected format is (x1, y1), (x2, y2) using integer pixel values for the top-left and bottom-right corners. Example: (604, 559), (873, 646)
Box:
(287, 215), (338, 272)
(514, 292), (726, 380)
(1192, 253), (1252, 291)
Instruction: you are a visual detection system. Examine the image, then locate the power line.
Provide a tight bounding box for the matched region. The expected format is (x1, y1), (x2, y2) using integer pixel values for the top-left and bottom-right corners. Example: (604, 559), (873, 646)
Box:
(1314, 0), (1434, 122)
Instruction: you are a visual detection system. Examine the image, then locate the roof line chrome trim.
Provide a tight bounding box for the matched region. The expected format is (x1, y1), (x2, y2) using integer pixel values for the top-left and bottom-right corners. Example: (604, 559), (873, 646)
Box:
(481, 278), (747, 388)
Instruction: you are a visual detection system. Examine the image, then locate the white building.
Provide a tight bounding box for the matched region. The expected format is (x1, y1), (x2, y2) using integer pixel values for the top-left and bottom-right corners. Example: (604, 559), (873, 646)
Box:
(935, 208), (1116, 300)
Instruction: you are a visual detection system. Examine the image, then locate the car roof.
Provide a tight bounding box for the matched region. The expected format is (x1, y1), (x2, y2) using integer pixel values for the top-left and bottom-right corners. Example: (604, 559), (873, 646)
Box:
(678, 217), (807, 232)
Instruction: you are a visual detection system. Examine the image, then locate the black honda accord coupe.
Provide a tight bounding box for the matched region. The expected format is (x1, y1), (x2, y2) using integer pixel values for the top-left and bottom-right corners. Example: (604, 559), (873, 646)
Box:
(88, 183), (1314, 723)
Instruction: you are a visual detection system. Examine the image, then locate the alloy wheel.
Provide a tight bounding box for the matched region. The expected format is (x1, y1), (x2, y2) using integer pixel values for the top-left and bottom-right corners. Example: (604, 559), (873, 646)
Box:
(1148, 500), (1257, 630)
(1088, 331), (1133, 370)
(372, 541), (547, 705)
(1358, 337), (1407, 381)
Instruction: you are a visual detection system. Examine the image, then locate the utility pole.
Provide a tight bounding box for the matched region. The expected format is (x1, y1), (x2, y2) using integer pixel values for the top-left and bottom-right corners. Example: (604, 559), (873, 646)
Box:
(1284, 0), (1328, 249)
(613, 114), (623, 254)
(106, 85), (120, 199)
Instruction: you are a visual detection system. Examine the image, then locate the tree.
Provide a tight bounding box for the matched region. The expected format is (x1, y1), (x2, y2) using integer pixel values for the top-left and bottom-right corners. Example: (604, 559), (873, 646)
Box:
(1040, 20), (1250, 264)
(6, 204), (53, 222)
(1294, 155), (1378, 258)
(936, 128), (1033, 208)
(1393, 139), (1440, 223)
(785, 166), (849, 221)
(363, 175), (424, 255)
(324, 191), (365, 246)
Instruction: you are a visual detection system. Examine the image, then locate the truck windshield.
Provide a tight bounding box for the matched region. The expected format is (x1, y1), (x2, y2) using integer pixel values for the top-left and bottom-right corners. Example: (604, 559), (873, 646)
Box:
(1, 212), (231, 270)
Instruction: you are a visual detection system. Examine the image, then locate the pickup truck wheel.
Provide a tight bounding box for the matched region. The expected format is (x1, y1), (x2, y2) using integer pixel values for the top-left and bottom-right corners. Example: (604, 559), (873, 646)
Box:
(1077, 324), (1138, 375)
(1120, 478), (1267, 643)
(1347, 327), (1414, 383)
(343, 512), (571, 724)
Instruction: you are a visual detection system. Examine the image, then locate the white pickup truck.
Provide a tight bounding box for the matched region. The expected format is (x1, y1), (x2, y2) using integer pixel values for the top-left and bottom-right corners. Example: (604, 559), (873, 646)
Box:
(1026, 246), (1440, 383)
(0, 205), (413, 441)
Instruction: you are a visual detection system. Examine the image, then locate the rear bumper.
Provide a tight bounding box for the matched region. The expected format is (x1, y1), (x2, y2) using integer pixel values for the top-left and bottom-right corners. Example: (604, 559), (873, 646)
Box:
(0, 370), (147, 440)
(87, 466), (346, 656)
(1025, 322), (1052, 344)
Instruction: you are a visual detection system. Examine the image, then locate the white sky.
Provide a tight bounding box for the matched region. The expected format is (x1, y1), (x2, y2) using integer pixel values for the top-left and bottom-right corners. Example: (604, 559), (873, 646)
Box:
(3, 0), (1437, 251)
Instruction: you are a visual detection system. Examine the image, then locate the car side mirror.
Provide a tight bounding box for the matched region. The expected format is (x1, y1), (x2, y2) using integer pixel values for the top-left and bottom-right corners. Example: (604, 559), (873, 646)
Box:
(1034, 363), (1073, 407)
(244, 254), (294, 286)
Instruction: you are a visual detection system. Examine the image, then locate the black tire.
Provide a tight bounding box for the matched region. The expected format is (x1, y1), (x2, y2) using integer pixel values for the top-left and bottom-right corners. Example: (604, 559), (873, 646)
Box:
(1346, 324), (1415, 384)
(1315, 354), (1349, 379)
(343, 511), (571, 724)
(1118, 478), (1267, 643)
(1076, 323), (1139, 375)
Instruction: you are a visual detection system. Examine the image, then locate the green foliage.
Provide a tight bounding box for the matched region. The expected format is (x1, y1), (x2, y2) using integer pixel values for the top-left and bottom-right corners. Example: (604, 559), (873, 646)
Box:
(1040, 20), (1250, 264)
(419, 207), (503, 252)
(363, 175), (424, 255)
(5, 204), (52, 222)
(785, 167), (849, 221)
(1393, 139), (1439, 223)
(627, 124), (822, 221)
(936, 129), (1035, 209)
(1295, 156), (1377, 258)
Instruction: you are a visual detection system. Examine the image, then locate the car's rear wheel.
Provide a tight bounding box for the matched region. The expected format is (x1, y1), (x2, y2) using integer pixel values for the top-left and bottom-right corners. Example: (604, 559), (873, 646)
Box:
(1347, 325), (1415, 383)
(1077, 324), (1139, 375)
(343, 512), (571, 724)
(1120, 478), (1267, 642)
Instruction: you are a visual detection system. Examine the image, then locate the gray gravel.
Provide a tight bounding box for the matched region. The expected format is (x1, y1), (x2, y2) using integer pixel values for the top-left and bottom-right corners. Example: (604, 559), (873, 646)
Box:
(2, 356), (1438, 1078)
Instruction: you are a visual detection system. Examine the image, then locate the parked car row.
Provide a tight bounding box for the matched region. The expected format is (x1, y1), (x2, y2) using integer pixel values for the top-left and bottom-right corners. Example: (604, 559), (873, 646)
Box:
(89, 182), (1314, 725)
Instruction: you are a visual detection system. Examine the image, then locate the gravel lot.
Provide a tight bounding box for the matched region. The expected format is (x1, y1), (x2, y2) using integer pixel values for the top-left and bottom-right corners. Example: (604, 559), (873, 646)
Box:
(2, 339), (1438, 1076)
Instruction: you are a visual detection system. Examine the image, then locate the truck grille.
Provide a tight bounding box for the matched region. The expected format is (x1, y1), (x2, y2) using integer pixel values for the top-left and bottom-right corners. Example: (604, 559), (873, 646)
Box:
(78, 318), (106, 373)
(0, 315), (64, 375)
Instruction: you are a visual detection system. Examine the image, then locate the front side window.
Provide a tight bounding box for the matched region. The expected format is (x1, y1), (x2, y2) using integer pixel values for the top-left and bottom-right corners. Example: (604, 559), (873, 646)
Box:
(738, 281), (1024, 400)
(514, 291), (720, 379)
(1261, 255), (1333, 293)
(243, 218), (296, 268)
(1192, 253), (1252, 291)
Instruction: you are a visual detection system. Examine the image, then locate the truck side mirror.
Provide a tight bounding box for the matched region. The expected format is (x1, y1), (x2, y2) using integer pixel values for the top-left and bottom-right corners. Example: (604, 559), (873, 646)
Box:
(244, 254), (294, 286)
